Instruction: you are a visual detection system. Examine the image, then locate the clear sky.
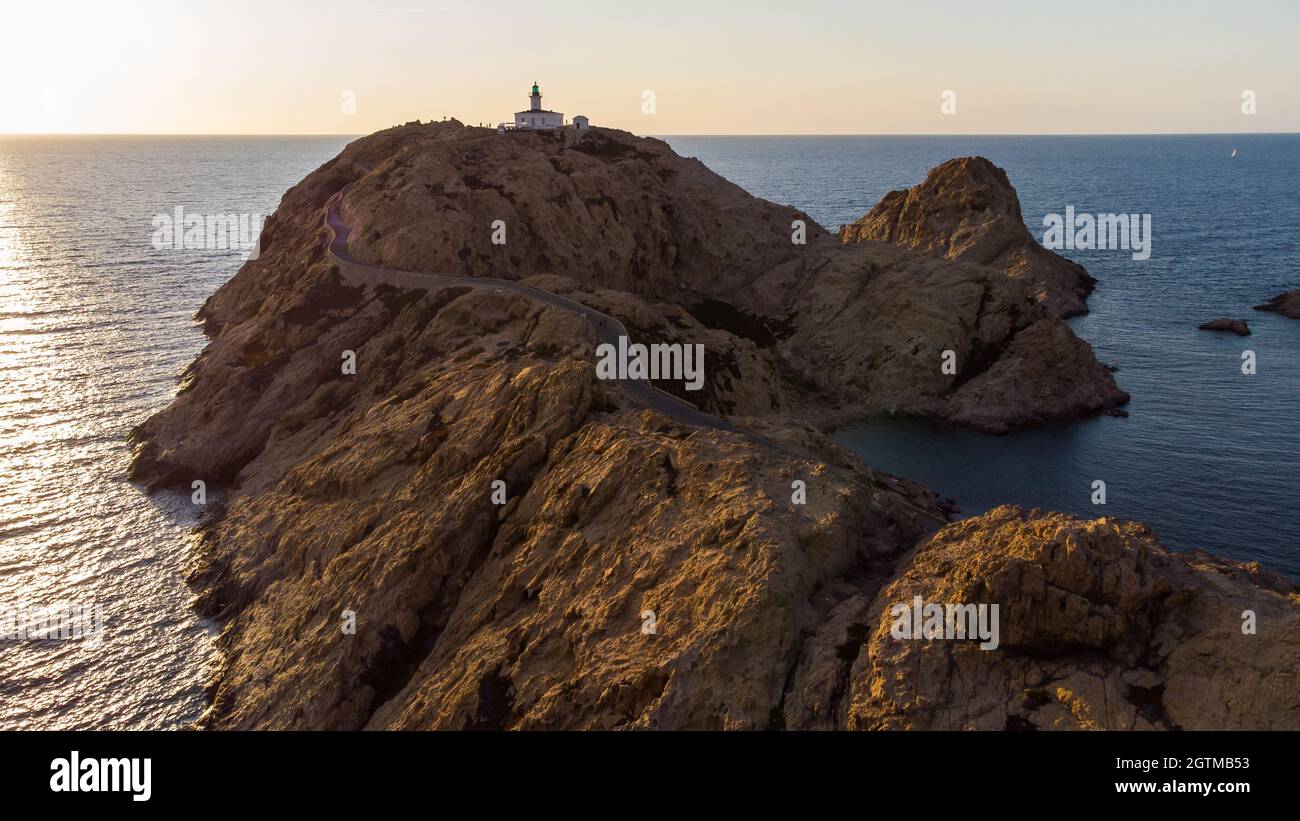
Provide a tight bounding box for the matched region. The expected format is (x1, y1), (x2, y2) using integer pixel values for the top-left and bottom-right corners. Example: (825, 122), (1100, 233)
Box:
(3, 0), (1297, 135)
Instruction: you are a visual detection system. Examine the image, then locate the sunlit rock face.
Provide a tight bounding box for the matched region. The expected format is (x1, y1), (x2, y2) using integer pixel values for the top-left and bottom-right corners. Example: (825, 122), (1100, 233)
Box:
(839, 156), (1096, 318)
(126, 120), (1294, 732)
(821, 506), (1300, 731)
(145, 274), (951, 730)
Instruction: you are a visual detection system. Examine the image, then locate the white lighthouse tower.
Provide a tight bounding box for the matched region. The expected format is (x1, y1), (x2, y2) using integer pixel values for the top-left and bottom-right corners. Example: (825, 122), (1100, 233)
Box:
(513, 81), (564, 130)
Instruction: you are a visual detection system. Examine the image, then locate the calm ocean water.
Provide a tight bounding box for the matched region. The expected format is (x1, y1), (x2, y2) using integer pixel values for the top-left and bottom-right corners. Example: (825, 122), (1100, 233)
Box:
(0, 133), (1294, 730)
(0, 135), (350, 729)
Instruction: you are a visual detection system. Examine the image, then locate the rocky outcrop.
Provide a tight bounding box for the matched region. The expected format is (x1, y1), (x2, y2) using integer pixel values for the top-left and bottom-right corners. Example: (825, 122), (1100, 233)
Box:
(839, 157), (1095, 318)
(336, 125), (817, 301)
(127, 120), (1294, 733)
(1253, 289), (1300, 319)
(806, 155), (1126, 429)
(166, 276), (951, 729)
(813, 506), (1300, 731)
(947, 319), (1129, 433)
(211, 121), (1125, 435)
(1198, 318), (1251, 336)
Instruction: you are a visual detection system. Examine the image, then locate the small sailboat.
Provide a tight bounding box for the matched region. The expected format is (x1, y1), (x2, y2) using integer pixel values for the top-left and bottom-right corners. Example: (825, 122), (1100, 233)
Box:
(1231, 147), (1238, 158)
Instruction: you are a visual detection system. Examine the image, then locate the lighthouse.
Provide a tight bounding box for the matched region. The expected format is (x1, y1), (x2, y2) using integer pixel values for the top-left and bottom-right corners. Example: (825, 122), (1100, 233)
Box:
(511, 80), (564, 130)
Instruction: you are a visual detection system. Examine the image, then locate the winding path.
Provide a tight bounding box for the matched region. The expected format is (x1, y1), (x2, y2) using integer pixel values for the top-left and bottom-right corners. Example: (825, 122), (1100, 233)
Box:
(322, 186), (736, 434)
(321, 185), (947, 526)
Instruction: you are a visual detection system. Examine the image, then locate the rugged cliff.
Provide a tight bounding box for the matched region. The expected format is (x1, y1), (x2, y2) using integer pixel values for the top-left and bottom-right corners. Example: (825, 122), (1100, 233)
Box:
(131, 120), (1294, 730)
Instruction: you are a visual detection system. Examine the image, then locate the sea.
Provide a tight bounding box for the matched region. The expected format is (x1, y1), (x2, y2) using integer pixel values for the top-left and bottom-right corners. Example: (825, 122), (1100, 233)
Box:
(0, 136), (352, 729)
(0, 133), (1295, 729)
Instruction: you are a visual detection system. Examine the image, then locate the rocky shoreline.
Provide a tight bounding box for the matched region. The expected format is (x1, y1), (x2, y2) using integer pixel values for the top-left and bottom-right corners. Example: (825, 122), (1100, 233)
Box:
(130, 121), (1296, 730)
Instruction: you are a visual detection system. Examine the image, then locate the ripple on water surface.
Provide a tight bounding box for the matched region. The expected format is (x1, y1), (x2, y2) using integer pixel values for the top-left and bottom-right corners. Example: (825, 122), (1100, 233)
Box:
(0, 136), (350, 729)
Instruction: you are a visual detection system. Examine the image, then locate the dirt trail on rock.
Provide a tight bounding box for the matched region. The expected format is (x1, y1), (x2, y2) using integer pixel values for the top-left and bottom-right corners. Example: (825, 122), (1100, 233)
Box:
(325, 186), (947, 527)
(325, 184), (736, 435)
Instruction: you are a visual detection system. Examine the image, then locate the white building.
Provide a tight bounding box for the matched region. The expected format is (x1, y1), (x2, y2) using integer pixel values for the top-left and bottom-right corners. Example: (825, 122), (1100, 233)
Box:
(514, 82), (563, 130)
(496, 82), (592, 133)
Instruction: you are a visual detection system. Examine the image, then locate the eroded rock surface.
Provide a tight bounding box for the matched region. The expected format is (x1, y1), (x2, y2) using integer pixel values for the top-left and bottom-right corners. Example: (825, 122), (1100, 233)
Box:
(947, 319), (1130, 433)
(816, 507), (1300, 731)
(167, 279), (949, 730)
(839, 157), (1095, 318)
(190, 121), (1126, 435)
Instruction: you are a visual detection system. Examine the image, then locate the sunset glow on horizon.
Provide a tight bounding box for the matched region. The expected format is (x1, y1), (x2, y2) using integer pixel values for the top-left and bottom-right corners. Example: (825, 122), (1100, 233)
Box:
(2, 0), (1298, 136)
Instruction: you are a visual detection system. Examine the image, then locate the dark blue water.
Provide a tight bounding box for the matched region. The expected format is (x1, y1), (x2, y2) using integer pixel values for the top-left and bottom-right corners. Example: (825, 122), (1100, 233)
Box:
(664, 135), (1299, 577)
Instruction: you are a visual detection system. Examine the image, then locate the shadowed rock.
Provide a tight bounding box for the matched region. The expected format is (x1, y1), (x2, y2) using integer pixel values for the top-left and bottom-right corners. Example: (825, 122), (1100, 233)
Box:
(947, 319), (1130, 433)
(1198, 318), (1251, 336)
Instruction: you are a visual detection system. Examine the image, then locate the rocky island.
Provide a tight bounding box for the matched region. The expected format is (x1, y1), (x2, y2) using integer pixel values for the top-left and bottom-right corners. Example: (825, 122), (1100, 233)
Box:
(131, 121), (1297, 730)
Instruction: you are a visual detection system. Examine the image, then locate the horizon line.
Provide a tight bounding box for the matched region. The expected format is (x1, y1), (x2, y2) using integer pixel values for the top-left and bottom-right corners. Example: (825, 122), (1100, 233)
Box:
(3, 130), (1300, 139)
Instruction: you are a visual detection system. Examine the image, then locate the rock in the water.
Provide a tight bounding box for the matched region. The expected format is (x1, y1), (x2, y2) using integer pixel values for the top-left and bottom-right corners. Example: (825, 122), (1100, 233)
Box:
(946, 318), (1131, 433)
(1252, 289), (1300, 319)
(1198, 317), (1251, 335)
